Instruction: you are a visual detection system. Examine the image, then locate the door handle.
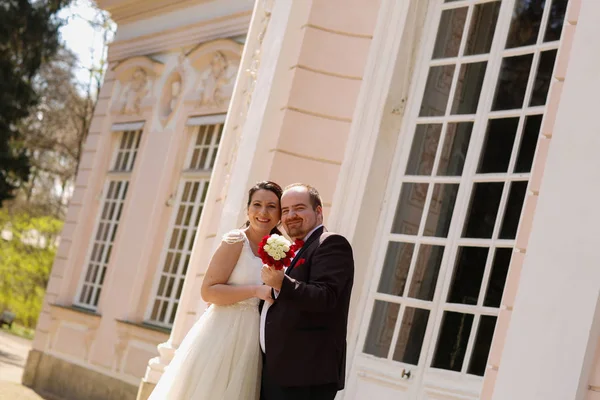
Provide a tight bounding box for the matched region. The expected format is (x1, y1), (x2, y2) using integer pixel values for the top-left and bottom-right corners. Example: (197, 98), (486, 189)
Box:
(401, 368), (411, 380)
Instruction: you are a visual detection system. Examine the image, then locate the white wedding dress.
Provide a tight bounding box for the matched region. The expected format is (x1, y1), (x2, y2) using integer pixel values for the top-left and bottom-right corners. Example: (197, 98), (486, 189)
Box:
(149, 229), (263, 400)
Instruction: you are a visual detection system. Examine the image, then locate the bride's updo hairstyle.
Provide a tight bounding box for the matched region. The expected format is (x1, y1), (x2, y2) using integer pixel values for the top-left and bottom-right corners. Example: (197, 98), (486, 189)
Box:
(244, 180), (283, 235)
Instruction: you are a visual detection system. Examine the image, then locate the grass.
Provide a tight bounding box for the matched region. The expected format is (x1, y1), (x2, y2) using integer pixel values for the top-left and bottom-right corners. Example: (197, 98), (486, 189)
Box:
(0, 323), (35, 340)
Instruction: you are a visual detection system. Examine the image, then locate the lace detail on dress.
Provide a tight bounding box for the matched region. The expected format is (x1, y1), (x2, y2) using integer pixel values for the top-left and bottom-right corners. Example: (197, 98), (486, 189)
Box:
(222, 229), (245, 244)
(215, 299), (259, 312)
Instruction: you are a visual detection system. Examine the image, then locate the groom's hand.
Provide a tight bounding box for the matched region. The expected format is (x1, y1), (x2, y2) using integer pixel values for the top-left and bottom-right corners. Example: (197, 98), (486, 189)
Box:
(255, 285), (274, 304)
(261, 265), (284, 291)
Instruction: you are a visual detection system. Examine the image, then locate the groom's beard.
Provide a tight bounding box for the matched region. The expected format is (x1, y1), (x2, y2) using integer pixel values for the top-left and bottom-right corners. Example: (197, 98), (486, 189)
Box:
(286, 227), (305, 239)
(285, 220), (308, 239)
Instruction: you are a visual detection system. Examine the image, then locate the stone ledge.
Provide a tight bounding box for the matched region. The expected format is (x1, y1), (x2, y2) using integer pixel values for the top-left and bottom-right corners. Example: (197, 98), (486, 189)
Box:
(50, 304), (102, 318)
(136, 379), (157, 400)
(23, 350), (138, 400)
(115, 319), (171, 336)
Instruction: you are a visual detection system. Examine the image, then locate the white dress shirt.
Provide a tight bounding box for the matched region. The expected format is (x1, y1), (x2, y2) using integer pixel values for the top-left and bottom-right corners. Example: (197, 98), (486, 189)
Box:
(259, 224), (323, 353)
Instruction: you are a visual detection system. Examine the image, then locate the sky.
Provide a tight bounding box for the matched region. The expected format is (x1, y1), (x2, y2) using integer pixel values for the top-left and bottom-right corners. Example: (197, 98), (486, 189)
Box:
(58, 0), (115, 88)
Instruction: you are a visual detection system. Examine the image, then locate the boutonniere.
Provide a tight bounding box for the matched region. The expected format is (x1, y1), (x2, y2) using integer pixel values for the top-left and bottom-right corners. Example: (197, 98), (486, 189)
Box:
(295, 258), (306, 267)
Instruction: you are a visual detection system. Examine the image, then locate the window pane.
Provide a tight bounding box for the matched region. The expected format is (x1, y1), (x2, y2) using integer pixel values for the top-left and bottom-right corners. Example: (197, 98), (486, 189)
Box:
(420, 65), (456, 117)
(464, 1), (501, 55)
(406, 124), (442, 176)
(530, 50), (558, 106)
(515, 115), (542, 173)
(200, 181), (209, 202)
(451, 62), (488, 115)
(408, 245), (445, 301)
(150, 300), (160, 320)
(437, 122), (473, 176)
(467, 316), (498, 376)
(478, 118), (519, 174)
(363, 301), (400, 358)
(377, 242), (415, 297)
(393, 308), (430, 365)
(432, 7), (468, 59)
(492, 54), (534, 111)
(544, 0), (568, 42)
(448, 246), (489, 305)
(169, 302), (178, 325)
(484, 248), (513, 307)
(182, 182), (191, 202)
(463, 183), (504, 239)
(391, 183), (428, 235)
(499, 181), (528, 239)
(424, 184), (459, 238)
(506, 0), (545, 49)
(432, 312), (474, 371)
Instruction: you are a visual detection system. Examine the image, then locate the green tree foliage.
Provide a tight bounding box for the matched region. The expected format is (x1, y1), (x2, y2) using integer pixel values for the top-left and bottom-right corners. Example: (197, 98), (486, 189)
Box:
(0, 0), (72, 205)
(0, 210), (63, 328)
(9, 46), (88, 218)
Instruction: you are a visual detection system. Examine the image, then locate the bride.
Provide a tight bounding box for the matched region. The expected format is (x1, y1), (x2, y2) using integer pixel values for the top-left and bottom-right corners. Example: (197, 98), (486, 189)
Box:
(149, 181), (283, 399)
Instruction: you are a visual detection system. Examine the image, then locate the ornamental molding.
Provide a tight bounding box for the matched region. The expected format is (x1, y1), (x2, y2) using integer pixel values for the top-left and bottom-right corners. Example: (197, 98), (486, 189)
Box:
(185, 39), (243, 113)
(110, 56), (164, 116)
(108, 40), (244, 120)
(98, 0), (210, 24)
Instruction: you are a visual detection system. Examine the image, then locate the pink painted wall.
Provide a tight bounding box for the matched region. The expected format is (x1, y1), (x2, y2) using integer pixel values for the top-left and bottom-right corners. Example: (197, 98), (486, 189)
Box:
(263, 0), (382, 210)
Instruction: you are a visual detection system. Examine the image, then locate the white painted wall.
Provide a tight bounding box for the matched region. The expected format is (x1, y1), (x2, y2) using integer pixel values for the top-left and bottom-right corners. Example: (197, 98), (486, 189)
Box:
(492, 2), (600, 399)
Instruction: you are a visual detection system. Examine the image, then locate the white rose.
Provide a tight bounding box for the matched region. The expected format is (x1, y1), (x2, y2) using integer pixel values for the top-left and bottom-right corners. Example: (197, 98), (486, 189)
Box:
(273, 254), (281, 261)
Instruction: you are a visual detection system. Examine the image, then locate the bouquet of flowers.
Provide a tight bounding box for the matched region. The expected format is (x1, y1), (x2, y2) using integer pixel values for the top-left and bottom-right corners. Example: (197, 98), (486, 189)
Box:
(258, 233), (303, 270)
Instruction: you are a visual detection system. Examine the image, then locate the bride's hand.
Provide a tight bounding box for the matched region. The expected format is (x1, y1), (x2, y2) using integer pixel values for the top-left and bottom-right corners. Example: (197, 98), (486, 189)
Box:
(255, 285), (274, 304)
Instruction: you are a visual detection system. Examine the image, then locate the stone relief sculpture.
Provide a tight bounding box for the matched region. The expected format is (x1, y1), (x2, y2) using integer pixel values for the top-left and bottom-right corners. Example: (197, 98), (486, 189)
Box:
(197, 51), (238, 107)
(169, 79), (182, 112)
(164, 75), (182, 117)
(119, 67), (150, 115)
(160, 72), (183, 124)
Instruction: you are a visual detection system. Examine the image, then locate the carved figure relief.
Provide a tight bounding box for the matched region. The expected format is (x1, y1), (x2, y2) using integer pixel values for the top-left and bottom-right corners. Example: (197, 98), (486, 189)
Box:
(119, 67), (150, 115)
(197, 51), (237, 107)
(159, 71), (183, 124)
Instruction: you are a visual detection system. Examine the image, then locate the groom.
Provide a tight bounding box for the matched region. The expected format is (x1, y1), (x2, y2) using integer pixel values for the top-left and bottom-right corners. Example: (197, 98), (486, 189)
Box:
(260, 183), (354, 400)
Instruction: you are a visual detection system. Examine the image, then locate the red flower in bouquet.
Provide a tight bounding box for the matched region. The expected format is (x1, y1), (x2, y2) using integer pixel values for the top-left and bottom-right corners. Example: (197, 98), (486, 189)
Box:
(258, 234), (303, 270)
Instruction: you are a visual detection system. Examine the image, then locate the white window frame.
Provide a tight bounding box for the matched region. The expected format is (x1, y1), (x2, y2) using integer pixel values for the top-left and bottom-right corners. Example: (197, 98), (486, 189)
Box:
(75, 127), (144, 310)
(354, 0), (564, 395)
(144, 114), (226, 328)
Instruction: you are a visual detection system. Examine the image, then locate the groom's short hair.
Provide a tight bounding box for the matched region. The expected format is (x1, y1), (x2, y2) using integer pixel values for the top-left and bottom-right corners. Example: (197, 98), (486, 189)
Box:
(284, 183), (322, 210)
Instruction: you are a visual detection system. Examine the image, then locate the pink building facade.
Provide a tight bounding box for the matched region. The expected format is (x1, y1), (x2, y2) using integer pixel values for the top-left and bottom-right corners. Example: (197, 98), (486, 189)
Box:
(22, 0), (600, 399)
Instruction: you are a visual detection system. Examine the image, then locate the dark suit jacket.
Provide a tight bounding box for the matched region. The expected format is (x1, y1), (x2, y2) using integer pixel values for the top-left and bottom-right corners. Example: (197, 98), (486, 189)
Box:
(264, 226), (354, 389)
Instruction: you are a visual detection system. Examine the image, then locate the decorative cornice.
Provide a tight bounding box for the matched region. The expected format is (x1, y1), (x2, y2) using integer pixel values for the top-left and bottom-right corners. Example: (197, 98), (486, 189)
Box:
(107, 12), (251, 62)
(111, 55), (164, 76)
(99, 0), (211, 24)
